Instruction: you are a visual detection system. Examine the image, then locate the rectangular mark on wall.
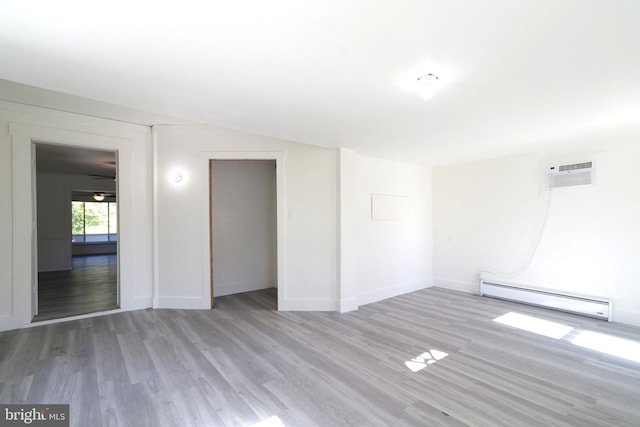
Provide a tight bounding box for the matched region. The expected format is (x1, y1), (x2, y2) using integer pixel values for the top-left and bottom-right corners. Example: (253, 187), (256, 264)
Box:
(371, 194), (409, 221)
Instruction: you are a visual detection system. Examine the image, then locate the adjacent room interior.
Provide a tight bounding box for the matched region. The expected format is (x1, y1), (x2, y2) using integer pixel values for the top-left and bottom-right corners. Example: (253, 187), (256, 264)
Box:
(34, 144), (119, 321)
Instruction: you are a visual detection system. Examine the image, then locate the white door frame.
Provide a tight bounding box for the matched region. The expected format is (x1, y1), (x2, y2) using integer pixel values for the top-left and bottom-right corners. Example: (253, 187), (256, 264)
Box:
(200, 151), (286, 309)
(10, 123), (133, 327)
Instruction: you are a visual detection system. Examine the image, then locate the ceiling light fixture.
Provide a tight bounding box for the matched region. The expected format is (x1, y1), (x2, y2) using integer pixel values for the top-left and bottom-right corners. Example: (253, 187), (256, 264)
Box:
(417, 73), (440, 100)
(93, 192), (106, 201)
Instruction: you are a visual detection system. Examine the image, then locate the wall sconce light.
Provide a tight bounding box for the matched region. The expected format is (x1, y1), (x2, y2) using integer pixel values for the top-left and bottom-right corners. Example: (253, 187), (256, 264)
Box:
(93, 192), (106, 201)
(171, 170), (184, 183)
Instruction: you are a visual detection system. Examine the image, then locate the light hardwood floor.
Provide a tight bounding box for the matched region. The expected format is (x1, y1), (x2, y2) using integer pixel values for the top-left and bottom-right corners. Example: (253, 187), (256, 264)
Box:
(1, 287), (640, 426)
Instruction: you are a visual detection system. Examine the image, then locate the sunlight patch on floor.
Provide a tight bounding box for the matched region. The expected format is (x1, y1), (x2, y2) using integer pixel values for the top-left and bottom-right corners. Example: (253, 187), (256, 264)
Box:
(246, 416), (285, 427)
(493, 312), (574, 339)
(571, 330), (640, 364)
(405, 349), (448, 372)
(494, 311), (640, 364)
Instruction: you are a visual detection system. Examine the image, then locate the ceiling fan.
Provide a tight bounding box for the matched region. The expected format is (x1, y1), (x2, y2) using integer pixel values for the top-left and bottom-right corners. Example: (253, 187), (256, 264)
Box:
(92, 192), (116, 201)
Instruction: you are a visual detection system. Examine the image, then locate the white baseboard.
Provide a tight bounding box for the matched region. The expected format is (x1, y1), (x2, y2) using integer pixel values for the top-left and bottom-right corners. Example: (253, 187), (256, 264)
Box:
(278, 298), (337, 311)
(433, 277), (479, 294)
(214, 280), (274, 297)
(0, 315), (19, 332)
(154, 296), (210, 309)
(338, 297), (358, 313)
(615, 309), (640, 328)
(358, 280), (432, 307)
(122, 296), (153, 311)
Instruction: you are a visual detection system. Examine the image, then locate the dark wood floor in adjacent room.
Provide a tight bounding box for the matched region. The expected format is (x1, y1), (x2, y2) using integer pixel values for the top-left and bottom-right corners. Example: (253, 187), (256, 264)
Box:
(35, 254), (118, 322)
(2, 287), (640, 427)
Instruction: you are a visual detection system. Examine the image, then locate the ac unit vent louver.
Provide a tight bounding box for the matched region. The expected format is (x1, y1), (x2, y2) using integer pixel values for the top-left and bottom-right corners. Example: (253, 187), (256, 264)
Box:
(547, 161), (594, 189)
(558, 161), (592, 172)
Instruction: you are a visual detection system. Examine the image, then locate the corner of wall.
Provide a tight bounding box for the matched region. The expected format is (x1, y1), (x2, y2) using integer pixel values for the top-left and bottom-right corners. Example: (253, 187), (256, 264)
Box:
(615, 309), (640, 328)
(433, 277), (479, 295)
(338, 297), (358, 313)
(0, 315), (19, 332)
(358, 279), (432, 307)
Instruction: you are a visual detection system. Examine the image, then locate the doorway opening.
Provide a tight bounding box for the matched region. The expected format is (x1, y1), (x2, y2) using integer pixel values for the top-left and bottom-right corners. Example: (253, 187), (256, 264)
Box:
(209, 159), (278, 309)
(33, 143), (119, 321)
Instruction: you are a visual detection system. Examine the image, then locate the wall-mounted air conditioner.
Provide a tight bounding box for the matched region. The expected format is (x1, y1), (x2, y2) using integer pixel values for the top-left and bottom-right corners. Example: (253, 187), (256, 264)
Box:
(546, 161), (594, 189)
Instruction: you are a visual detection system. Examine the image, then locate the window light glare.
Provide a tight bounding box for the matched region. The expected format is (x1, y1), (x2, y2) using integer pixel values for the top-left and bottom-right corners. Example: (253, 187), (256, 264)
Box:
(493, 312), (574, 339)
(405, 349), (448, 372)
(571, 331), (640, 364)
(247, 416), (286, 427)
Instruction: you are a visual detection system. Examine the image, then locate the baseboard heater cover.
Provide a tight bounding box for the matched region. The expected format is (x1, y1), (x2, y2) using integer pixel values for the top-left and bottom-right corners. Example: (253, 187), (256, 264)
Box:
(480, 280), (612, 321)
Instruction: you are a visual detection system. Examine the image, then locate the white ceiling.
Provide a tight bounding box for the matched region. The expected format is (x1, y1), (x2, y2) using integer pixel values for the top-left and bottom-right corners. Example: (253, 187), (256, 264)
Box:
(1, 0), (639, 166)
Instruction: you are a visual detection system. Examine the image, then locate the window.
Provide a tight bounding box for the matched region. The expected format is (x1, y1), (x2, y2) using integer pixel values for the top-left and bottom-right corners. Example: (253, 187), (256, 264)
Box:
(72, 201), (118, 243)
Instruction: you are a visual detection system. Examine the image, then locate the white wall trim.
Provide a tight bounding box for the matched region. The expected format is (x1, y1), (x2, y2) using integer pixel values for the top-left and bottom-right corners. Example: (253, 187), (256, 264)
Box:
(358, 280), (432, 307)
(278, 298), (337, 311)
(615, 309), (640, 328)
(215, 281), (275, 297)
(433, 277), (479, 294)
(151, 127), (160, 309)
(9, 121), (147, 328)
(0, 315), (19, 332)
(10, 124), (37, 326)
(337, 148), (358, 313)
(129, 296), (154, 311)
(154, 296), (211, 310)
(338, 298), (359, 313)
(199, 151), (286, 310)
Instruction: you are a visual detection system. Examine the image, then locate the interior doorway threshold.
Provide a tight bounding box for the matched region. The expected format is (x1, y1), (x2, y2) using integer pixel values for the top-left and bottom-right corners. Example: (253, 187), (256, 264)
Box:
(30, 307), (122, 327)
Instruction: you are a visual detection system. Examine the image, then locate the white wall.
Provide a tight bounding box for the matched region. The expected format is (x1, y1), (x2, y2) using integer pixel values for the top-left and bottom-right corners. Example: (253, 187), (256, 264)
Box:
(1, 104), (433, 329)
(0, 101), (154, 331)
(211, 160), (277, 297)
(36, 172), (117, 271)
(153, 125), (337, 311)
(154, 129), (433, 312)
(36, 172), (71, 271)
(433, 139), (640, 326)
(353, 154), (433, 305)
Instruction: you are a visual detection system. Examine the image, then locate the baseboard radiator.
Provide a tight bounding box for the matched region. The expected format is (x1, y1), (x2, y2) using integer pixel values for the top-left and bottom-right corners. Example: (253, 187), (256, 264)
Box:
(480, 280), (612, 321)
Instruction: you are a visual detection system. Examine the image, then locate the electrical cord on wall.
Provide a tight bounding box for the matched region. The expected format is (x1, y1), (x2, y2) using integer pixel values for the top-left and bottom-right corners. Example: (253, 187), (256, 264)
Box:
(479, 190), (552, 281)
